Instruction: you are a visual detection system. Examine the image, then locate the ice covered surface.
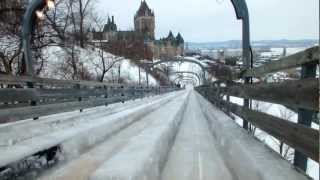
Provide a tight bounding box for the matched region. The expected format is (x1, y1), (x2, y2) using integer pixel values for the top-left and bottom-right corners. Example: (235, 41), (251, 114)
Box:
(90, 92), (188, 180)
(197, 92), (311, 180)
(37, 93), (185, 180)
(0, 91), (180, 168)
(2, 89), (314, 180)
(162, 92), (233, 180)
(0, 92), (177, 146)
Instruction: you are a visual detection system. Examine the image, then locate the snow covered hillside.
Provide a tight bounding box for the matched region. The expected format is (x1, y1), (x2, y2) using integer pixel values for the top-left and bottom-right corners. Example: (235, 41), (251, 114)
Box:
(40, 46), (157, 85)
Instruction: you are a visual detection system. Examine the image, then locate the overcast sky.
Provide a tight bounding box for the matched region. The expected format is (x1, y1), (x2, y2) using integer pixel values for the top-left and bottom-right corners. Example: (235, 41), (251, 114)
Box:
(95, 0), (319, 42)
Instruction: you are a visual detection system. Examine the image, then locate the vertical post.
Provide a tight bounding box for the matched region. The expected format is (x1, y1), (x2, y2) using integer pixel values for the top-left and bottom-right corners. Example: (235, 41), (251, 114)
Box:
(146, 71), (149, 87)
(121, 86), (125, 103)
(293, 62), (316, 171)
(75, 84), (83, 112)
(226, 81), (231, 116)
(243, 78), (250, 130)
(231, 0), (251, 130)
(118, 64), (121, 84)
(104, 85), (108, 106)
(27, 81), (39, 120)
(202, 71), (206, 85)
(242, 9), (251, 130)
(138, 66), (141, 85)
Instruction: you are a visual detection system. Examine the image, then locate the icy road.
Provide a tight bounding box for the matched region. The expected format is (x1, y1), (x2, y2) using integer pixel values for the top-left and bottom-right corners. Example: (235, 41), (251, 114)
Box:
(0, 90), (310, 180)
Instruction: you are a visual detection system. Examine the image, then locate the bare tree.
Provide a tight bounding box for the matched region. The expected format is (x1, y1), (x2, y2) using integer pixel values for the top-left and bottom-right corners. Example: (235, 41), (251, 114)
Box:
(90, 15), (126, 82)
(0, 36), (22, 75)
(0, 0), (24, 75)
(67, 0), (94, 48)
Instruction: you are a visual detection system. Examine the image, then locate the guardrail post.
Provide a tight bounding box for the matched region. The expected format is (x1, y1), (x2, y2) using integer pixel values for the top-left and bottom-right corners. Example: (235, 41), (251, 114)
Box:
(104, 85), (108, 106)
(243, 77), (250, 130)
(226, 81), (231, 116)
(121, 86), (125, 103)
(146, 71), (149, 87)
(293, 62), (317, 172)
(75, 84), (83, 112)
(27, 81), (39, 120)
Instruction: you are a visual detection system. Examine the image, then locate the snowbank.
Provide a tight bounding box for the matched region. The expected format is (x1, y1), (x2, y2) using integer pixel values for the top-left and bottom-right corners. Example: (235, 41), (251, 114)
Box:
(40, 46), (157, 85)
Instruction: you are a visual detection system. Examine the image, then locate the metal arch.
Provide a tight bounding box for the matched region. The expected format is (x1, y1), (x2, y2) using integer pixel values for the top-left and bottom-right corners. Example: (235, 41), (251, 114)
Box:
(230, 0), (251, 69)
(178, 78), (197, 84)
(174, 76), (199, 85)
(177, 78), (197, 86)
(22, 0), (47, 76)
(150, 58), (206, 71)
(146, 57), (207, 82)
(171, 71), (201, 84)
(174, 75), (198, 83)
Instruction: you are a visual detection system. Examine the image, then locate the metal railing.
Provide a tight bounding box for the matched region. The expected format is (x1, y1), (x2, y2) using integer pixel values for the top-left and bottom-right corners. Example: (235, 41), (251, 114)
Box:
(0, 75), (181, 124)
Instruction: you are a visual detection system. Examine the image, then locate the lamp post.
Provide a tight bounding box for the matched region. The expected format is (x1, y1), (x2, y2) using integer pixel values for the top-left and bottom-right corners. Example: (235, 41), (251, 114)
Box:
(22, 0), (55, 76)
(230, 0), (252, 130)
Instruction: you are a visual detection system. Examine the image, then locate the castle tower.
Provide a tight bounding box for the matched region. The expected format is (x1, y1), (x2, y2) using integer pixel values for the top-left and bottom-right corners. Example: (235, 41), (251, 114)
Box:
(134, 0), (155, 40)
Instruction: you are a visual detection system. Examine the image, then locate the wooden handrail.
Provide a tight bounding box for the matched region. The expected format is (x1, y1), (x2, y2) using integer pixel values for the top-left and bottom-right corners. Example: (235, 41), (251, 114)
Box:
(196, 88), (319, 162)
(243, 46), (319, 78)
(200, 78), (319, 111)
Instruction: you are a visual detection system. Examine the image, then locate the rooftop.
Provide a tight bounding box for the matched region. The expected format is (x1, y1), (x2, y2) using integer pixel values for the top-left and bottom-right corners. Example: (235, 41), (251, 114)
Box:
(135, 0), (154, 18)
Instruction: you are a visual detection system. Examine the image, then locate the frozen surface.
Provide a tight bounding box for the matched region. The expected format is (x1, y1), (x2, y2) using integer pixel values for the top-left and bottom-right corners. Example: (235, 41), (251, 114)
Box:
(0, 91), (181, 168)
(162, 92), (233, 180)
(0, 93), (175, 146)
(38, 91), (188, 180)
(197, 92), (311, 180)
(1, 90), (314, 180)
(90, 92), (188, 180)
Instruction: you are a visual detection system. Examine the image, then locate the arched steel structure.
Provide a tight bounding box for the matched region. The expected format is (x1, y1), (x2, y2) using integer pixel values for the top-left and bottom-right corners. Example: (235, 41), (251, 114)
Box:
(171, 71), (201, 84)
(230, 0), (251, 69)
(230, 0), (252, 131)
(173, 75), (199, 84)
(151, 58), (206, 71)
(146, 58), (207, 83)
(22, 0), (49, 76)
(177, 78), (197, 86)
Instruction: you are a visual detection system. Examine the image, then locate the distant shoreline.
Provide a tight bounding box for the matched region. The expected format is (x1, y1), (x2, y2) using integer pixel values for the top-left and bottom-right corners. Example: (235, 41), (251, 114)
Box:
(186, 39), (317, 49)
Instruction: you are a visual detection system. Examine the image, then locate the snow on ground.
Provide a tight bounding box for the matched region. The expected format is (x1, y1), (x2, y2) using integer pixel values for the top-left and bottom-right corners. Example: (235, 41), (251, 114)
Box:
(40, 46), (157, 85)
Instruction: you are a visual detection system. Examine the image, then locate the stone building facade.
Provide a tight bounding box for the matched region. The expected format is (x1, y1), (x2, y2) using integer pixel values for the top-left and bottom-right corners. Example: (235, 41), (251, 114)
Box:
(134, 1), (155, 40)
(89, 0), (184, 60)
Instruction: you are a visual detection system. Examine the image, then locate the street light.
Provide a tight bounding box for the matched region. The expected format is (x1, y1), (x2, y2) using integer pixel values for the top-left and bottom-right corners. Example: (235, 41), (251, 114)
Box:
(230, 0), (252, 130)
(22, 0), (55, 76)
(230, 0), (251, 69)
